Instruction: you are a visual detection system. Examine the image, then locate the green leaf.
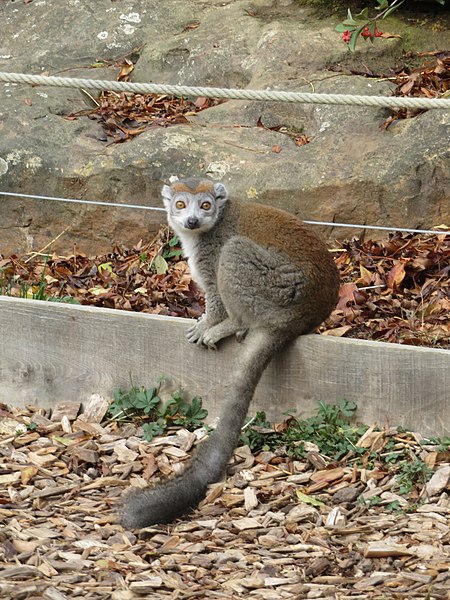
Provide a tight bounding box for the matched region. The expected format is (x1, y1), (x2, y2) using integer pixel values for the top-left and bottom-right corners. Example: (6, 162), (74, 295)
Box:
(335, 24), (350, 32)
(98, 262), (113, 273)
(162, 397), (178, 416)
(142, 418), (167, 442)
(153, 255), (169, 275)
(296, 491), (325, 507)
(339, 399), (357, 418)
(348, 25), (365, 52)
(384, 0), (405, 18)
(52, 435), (74, 446)
(163, 249), (183, 259)
(357, 7), (369, 19)
(168, 235), (180, 247)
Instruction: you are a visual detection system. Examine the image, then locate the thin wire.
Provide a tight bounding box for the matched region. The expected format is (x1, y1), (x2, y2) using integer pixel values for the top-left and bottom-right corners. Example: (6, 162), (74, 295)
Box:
(303, 220), (450, 236)
(0, 190), (449, 236)
(0, 190), (165, 212)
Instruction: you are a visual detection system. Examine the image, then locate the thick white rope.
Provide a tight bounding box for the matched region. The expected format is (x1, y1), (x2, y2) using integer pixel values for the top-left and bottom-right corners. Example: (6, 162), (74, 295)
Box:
(1, 191), (448, 236)
(1, 71), (449, 110)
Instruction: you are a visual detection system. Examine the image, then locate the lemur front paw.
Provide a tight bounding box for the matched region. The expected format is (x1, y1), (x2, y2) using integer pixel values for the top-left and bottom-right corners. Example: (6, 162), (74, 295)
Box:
(187, 318), (244, 349)
(187, 318), (211, 346)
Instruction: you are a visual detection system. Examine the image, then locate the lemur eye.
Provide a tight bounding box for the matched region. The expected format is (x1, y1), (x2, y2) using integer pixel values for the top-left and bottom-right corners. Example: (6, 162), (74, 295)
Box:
(201, 201), (212, 210)
(175, 200), (186, 210)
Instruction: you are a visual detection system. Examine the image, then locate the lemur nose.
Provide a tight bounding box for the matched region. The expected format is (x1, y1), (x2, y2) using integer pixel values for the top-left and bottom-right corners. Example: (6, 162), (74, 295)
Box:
(186, 217), (200, 229)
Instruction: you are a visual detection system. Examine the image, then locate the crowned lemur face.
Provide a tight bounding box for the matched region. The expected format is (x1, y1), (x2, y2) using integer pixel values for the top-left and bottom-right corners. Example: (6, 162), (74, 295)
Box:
(161, 178), (228, 234)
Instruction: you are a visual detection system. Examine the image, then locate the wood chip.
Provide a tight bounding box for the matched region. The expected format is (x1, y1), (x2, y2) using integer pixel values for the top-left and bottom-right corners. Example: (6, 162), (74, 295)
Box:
(425, 465), (450, 496)
(325, 506), (347, 528)
(364, 543), (413, 558)
(233, 517), (261, 531)
(244, 486), (258, 511)
(78, 394), (110, 423)
(0, 472), (21, 484)
(51, 402), (81, 422)
(113, 442), (139, 463)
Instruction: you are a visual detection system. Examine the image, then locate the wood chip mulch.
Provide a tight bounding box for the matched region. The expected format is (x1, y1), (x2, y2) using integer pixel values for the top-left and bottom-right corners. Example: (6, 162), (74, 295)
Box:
(1, 397), (449, 600)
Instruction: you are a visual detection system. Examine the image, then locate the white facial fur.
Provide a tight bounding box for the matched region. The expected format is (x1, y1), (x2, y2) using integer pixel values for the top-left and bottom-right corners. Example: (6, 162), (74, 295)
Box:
(161, 182), (228, 237)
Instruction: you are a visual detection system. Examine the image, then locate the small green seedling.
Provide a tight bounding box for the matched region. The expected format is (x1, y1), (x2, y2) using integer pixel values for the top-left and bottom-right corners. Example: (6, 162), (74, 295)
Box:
(107, 381), (208, 442)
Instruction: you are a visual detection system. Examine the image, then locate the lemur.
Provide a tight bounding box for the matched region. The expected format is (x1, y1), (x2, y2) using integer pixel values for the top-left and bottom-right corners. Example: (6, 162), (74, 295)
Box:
(120, 178), (340, 528)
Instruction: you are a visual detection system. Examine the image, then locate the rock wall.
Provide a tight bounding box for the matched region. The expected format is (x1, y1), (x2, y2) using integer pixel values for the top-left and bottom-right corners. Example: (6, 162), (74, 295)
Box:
(0, 0), (448, 254)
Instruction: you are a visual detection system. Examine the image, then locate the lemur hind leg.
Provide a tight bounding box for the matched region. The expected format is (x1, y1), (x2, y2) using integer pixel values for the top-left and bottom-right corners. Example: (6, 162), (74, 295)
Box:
(218, 236), (307, 334)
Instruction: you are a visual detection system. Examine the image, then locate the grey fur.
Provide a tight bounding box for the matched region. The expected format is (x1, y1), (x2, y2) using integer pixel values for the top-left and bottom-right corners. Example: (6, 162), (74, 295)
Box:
(119, 178), (340, 528)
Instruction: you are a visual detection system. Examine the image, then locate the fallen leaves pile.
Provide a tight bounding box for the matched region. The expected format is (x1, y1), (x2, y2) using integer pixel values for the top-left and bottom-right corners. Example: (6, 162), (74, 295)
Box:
(322, 230), (450, 348)
(71, 82), (223, 143)
(0, 228), (204, 319)
(1, 396), (449, 599)
(383, 51), (450, 127)
(65, 46), (225, 143)
(330, 50), (450, 129)
(1, 227), (449, 348)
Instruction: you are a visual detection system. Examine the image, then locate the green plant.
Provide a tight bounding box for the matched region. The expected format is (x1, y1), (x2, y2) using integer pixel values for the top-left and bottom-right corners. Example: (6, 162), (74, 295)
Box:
(162, 388), (208, 430)
(395, 458), (432, 495)
(107, 381), (208, 442)
(241, 411), (282, 452)
(421, 435), (450, 452)
(149, 234), (182, 275)
(162, 234), (182, 260)
(285, 400), (367, 460)
(337, 0), (446, 52)
(1, 266), (78, 304)
(386, 499), (402, 512)
(242, 400), (367, 460)
(142, 418), (167, 441)
(109, 384), (162, 420)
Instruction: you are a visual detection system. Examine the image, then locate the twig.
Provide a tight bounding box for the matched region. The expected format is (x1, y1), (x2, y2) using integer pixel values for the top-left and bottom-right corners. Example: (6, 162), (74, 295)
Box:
(80, 88), (100, 108)
(24, 225), (72, 263)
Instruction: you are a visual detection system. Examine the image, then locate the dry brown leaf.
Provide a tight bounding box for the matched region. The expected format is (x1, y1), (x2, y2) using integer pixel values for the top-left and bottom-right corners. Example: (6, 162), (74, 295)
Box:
(386, 261), (406, 290)
(336, 282), (358, 311)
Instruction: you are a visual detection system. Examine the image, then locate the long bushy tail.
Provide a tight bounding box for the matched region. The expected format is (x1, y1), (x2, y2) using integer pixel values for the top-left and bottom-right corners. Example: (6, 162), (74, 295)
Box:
(119, 329), (289, 528)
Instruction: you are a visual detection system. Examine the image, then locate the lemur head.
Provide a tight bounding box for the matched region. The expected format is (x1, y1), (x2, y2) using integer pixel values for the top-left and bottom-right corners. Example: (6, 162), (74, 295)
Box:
(162, 178), (228, 234)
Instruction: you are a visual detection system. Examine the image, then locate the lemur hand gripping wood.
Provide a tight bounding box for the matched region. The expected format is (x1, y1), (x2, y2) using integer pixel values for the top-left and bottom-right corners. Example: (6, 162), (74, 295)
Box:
(120, 178), (340, 528)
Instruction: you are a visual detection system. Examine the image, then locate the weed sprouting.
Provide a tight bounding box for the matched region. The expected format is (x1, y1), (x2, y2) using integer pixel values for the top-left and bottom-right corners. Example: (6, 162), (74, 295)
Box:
(1, 266), (78, 304)
(242, 400), (367, 460)
(107, 381), (208, 442)
(395, 458), (432, 495)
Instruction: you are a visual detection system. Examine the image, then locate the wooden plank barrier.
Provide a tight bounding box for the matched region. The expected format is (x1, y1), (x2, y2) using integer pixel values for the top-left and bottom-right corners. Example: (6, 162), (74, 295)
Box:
(0, 296), (448, 437)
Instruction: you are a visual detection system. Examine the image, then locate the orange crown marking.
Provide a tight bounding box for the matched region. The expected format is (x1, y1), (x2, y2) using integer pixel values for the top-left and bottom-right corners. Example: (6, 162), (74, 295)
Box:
(171, 181), (214, 194)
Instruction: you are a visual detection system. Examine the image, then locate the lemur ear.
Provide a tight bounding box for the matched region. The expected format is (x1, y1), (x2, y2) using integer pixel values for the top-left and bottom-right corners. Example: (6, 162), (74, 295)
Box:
(212, 182), (229, 206)
(161, 184), (173, 209)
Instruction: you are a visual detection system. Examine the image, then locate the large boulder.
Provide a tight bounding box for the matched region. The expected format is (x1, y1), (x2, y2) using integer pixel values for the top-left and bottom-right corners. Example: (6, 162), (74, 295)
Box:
(0, 0), (448, 253)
